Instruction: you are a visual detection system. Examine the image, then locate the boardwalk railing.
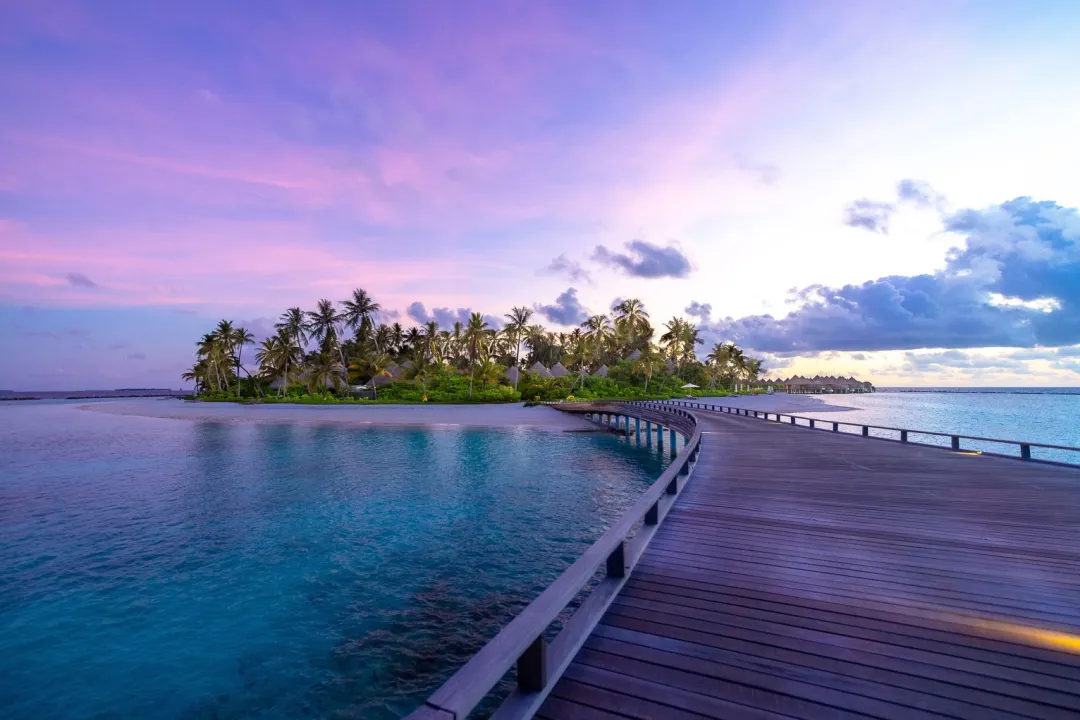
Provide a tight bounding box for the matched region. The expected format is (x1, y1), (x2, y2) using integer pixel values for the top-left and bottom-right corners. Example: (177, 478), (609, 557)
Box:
(408, 402), (702, 720)
(656, 399), (1080, 466)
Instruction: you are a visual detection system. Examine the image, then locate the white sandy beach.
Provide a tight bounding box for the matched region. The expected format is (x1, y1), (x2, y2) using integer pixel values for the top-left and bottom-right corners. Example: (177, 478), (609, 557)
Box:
(80, 397), (599, 430)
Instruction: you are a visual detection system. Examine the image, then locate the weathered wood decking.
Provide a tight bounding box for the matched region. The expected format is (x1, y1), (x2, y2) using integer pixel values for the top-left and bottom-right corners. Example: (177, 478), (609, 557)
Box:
(537, 406), (1080, 719)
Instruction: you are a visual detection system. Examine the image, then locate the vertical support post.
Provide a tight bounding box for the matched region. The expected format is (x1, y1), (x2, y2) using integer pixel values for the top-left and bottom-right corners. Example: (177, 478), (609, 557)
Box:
(951, 436), (960, 451)
(809, 419), (815, 428)
(645, 421), (652, 445)
(833, 422), (839, 432)
(669, 428), (676, 457)
(658, 427), (664, 449)
(862, 426), (869, 436)
(1021, 444), (1031, 460)
(517, 635), (547, 692)
(606, 541), (626, 578)
(645, 501), (659, 525)
(790, 416), (796, 425)
(901, 430), (908, 443)
(635, 417), (641, 444)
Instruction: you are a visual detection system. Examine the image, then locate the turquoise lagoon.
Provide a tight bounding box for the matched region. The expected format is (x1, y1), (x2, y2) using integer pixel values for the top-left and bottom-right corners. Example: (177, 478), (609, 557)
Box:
(0, 401), (673, 718)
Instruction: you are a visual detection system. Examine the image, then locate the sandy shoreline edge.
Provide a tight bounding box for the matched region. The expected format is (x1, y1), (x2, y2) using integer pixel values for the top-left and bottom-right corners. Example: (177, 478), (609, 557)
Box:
(79, 394), (852, 428)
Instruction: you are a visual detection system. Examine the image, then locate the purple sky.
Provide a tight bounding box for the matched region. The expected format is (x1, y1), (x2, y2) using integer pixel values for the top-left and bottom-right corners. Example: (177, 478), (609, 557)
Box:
(3, 0), (1080, 389)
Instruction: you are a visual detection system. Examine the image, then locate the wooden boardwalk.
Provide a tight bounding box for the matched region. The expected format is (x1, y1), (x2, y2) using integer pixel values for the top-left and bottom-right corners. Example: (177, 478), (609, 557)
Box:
(536, 407), (1080, 719)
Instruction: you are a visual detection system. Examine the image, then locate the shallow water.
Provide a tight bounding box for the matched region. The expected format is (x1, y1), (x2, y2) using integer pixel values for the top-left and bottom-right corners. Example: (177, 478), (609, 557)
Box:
(0, 401), (673, 719)
(802, 389), (1080, 463)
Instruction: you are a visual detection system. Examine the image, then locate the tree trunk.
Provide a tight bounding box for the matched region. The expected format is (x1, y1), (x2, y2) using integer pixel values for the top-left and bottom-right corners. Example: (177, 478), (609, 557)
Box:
(513, 338), (521, 390)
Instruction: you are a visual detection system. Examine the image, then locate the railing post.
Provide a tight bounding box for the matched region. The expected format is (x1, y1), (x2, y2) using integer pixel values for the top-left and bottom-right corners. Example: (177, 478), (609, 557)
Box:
(517, 635), (547, 692)
(951, 436), (960, 451)
(645, 501), (659, 525)
(833, 422), (839, 432)
(666, 476), (678, 494)
(1021, 444), (1031, 460)
(606, 541), (626, 578)
(862, 426), (869, 436)
(790, 416), (796, 425)
(809, 419), (815, 428)
(901, 430), (908, 443)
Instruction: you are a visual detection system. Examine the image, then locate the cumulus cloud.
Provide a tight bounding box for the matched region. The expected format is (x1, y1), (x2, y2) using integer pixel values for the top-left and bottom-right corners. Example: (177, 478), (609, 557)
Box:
(66, 272), (98, 288)
(843, 199), (895, 234)
(709, 196), (1080, 353)
(541, 254), (591, 283)
(685, 301), (712, 321)
(534, 287), (589, 326)
(379, 308), (401, 321)
(406, 301), (501, 329)
(592, 240), (691, 278)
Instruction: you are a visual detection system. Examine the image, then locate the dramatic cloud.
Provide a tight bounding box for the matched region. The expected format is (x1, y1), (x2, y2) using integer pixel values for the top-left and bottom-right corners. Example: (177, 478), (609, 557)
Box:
(66, 272), (98, 289)
(592, 240), (692, 278)
(709, 196), (1080, 352)
(406, 301), (501, 329)
(541, 254), (591, 283)
(843, 199), (895, 234)
(685, 301), (712, 321)
(534, 287), (589, 326)
(379, 308), (401, 321)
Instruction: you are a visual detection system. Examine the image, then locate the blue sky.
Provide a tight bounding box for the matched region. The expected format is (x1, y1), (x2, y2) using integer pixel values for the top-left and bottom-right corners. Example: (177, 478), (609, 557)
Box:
(2, 0), (1080, 389)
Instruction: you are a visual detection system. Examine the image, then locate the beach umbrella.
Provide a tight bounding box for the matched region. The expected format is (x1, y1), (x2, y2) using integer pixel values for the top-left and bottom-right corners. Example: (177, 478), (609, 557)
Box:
(681, 383), (699, 389)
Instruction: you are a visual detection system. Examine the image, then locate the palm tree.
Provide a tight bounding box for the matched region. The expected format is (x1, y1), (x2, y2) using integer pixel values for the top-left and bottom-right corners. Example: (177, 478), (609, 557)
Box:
(504, 306), (533, 389)
(407, 346), (434, 397)
(633, 344), (664, 393)
(403, 326), (423, 355)
(613, 298), (649, 352)
(277, 307), (309, 360)
(464, 312), (489, 400)
(308, 299), (347, 388)
(305, 352), (343, 394)
(341, 288), (381, 343)
(581, 314), (614, 368)
(349, 352), (393, 399)
(423, 320), (440, 362)
(389, 322), (405, 355)
(232, 327), (255, 395)
(197, 332), (229, 392)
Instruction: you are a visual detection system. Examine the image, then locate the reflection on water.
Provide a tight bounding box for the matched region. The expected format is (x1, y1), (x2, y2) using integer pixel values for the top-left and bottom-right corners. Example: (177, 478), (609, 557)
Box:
(0, 402), (669, 719)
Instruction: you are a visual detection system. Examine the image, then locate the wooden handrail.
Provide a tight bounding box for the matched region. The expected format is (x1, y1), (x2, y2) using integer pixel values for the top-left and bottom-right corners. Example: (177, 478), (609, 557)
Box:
(655, 399), (1080, 464)
(407, 402), (702, 719)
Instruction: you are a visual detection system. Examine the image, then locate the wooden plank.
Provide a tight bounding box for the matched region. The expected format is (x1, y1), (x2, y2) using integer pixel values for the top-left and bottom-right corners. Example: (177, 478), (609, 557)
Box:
(536, 408), (1080, 720)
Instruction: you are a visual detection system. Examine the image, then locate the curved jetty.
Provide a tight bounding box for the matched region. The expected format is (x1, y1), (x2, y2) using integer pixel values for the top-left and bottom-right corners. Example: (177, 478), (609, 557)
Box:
(412, 400), (1080, 719)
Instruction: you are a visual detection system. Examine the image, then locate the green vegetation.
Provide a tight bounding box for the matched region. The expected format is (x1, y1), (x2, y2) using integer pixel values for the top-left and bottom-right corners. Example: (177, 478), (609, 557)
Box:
(183, 291), (764, 404)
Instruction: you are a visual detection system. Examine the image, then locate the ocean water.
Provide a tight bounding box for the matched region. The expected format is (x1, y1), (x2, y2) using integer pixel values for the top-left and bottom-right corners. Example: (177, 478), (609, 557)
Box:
(0, 401), (672, 719)
(802, 388), (1080, 463)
